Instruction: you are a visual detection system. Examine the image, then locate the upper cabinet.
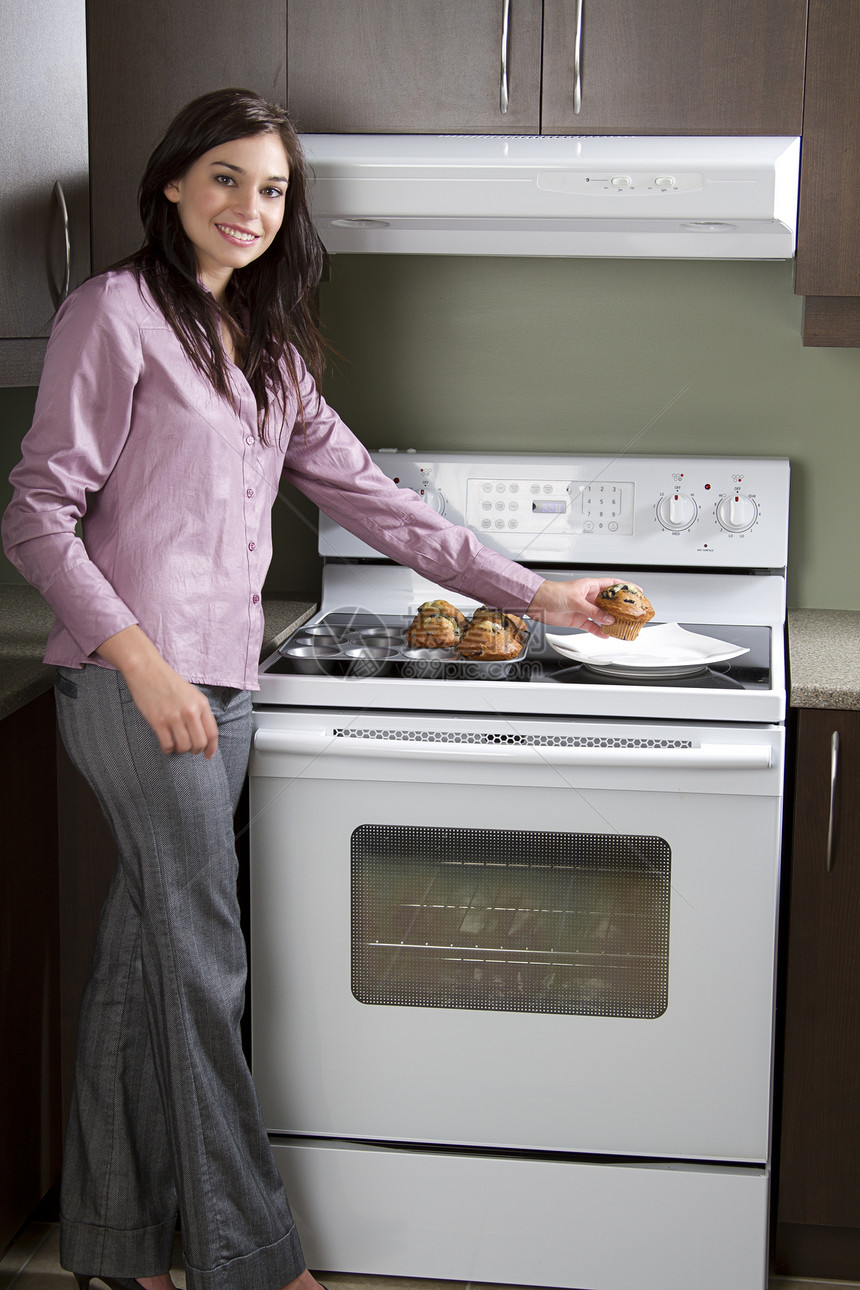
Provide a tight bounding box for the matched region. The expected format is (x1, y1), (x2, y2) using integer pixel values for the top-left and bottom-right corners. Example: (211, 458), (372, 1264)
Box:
(0, 0), (89, 386)
(86, 0), (288, 273)
(287, 0), (807, 138)
(541, 0), (807, 136)
(794, 0), (860, 346)
(286, 0), (543, 134)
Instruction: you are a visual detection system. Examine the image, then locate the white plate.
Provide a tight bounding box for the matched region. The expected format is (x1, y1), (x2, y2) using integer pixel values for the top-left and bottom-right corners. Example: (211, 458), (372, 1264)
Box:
(545, 622), (750, 672)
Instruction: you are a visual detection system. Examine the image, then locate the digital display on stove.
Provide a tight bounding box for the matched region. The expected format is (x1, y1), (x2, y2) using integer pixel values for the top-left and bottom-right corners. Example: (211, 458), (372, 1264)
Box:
(532, 500), (568, 514)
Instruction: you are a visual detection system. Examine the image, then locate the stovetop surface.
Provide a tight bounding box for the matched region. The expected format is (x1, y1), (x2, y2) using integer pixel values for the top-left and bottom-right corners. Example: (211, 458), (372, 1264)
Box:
(267, 613), (772, 694)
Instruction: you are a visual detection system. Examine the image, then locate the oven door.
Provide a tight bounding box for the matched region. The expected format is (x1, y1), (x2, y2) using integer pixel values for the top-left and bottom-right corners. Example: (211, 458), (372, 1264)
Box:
(249, 707), (784, 1165)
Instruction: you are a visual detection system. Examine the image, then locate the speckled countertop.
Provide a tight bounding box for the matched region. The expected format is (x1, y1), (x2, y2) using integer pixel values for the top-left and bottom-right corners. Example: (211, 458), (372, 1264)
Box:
(787, 609), (860, 711)
(0, 584), (315, 722)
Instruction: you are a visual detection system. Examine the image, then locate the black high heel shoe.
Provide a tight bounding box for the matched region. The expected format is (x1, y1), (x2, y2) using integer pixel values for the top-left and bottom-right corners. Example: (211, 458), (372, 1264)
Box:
(73, 1276), (147, 1289)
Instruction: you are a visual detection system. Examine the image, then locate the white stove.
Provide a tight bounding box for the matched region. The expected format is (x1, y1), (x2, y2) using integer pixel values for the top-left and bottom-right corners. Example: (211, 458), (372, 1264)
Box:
(249, 453), (790, 1290)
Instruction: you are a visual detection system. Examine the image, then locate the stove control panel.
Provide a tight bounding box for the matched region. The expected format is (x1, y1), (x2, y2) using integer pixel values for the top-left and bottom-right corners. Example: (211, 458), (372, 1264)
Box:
(467, 477), (636, 537)
(318, 452), (790, 570)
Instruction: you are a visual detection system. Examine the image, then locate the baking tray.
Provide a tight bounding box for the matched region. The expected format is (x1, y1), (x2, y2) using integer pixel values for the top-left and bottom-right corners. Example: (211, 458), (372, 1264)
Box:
(279, 611), (531, 679)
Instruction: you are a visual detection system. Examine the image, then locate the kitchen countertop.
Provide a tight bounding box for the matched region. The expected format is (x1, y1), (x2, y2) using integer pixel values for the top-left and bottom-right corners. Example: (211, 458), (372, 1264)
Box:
(7, 588), (857, 716)
(788, 608), (860, 711)
(0, 584), (315, 722)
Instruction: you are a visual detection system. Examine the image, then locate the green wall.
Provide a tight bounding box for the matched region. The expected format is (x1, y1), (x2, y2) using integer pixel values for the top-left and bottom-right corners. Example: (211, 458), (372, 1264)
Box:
(4, 256), (860, 608)
(311, 255), (860, 612)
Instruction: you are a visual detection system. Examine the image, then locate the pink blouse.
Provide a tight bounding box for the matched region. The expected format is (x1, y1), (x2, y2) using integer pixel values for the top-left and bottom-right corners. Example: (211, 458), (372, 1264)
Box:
(2, 270), (542, 689)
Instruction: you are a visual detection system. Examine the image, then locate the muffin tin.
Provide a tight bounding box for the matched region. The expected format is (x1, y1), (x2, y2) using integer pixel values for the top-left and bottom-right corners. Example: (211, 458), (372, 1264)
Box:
(279, 613), (531, 679)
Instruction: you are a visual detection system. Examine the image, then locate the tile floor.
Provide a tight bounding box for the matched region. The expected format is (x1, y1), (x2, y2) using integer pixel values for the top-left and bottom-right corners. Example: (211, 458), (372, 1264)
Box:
(1, 1222), (858, 1290)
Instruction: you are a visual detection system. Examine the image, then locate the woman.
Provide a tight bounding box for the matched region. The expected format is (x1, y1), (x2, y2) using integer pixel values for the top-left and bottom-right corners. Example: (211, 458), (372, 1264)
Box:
(2, 89), (616, 1290)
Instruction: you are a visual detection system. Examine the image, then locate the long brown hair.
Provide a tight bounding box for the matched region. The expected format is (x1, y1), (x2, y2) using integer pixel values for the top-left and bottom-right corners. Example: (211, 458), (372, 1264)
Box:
(124, 88), (326, 441)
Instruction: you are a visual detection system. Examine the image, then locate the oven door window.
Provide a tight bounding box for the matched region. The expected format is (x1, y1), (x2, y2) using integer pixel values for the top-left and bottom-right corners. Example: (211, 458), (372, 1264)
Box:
(352, 824), (670, 1018)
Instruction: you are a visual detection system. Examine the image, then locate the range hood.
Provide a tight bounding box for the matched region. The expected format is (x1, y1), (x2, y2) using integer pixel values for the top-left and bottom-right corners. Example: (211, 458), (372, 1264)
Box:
(300, 134), (801, 260)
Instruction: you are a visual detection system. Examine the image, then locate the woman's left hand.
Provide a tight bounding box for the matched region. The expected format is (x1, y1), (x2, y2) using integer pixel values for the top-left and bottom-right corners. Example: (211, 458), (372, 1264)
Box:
(526, 576), (624, 637)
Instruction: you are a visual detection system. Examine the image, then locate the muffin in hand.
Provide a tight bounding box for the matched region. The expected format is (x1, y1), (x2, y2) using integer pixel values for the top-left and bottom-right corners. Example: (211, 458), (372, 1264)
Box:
(597, 583), (655, 641)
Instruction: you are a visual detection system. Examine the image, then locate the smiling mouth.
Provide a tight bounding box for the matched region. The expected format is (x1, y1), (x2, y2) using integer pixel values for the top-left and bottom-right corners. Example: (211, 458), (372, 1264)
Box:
(216, 224), (259, 244)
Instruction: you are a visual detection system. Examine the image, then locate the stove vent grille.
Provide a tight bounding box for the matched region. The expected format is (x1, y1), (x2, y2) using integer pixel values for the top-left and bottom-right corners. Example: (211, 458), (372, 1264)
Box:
(333, 727), (693, 750)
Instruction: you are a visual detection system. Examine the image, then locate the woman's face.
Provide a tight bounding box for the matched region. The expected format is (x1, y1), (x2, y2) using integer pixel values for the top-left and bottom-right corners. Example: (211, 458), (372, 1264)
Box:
(163, 132), (290, 299)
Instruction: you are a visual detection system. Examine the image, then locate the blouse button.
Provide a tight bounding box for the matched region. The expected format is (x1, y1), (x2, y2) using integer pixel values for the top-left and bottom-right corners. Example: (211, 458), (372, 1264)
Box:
(252, 594), (260, 604)
(246, 488), (254, 498)
(248, 542), (256, 552)
(246, 435), (255, 446)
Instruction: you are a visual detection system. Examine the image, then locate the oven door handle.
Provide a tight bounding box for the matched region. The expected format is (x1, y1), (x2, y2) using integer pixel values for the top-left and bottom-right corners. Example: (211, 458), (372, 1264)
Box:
(253, 729), (772, 769)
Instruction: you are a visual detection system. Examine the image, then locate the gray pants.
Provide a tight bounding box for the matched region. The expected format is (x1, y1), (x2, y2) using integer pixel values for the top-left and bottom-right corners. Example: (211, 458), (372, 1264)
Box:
(55, 665), (305, 1290)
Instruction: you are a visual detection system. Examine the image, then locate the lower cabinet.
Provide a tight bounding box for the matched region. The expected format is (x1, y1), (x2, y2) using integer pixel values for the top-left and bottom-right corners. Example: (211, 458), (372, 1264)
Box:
(0, 691), (62, 1251)
(775, 707), (860, 1278)
(0, 687), (116, 1252)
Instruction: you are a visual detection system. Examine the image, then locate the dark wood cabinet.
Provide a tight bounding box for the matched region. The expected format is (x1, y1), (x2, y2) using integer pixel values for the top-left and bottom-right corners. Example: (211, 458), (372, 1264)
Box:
(86, 0), (288, 273)
(795, 0), (860, 345)
(286, 0), (543, 134)
(0, 686), (118, 1249)
(541, 0), (807, 136)
(776, 707), (860, 1279)
(0, 692), (62, 1251)
(287, 0), (806, 138)
(0, 0), (89, 386)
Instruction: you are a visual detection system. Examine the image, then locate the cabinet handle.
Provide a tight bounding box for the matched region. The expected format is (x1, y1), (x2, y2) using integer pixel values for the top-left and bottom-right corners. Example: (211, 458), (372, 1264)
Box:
(500, 0), (511, 114)
(53, 180), (71, 306)
(573, 0), (584, 114)
(826, 730), (840, 872)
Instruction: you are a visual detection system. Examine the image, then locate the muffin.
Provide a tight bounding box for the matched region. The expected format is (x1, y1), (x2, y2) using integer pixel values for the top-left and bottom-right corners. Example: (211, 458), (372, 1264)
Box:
(422, 600), (468, 631)
(596, 583), (655, 641)
(456, 618), (523, 661)
(406, 600), (468, 649)
(471, 607), (529, 643)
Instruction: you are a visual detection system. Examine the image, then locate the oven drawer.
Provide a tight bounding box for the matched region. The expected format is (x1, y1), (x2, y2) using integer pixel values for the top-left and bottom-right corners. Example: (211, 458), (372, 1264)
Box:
(249, 709), (784, 1164)
(269, 1137), (769, 1290)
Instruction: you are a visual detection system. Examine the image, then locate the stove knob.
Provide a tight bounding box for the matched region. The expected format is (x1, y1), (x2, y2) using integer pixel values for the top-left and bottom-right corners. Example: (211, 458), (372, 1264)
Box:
(716, 492), (758, 533)
(656, 491), (697, 531)
(409, 483), (445, 515)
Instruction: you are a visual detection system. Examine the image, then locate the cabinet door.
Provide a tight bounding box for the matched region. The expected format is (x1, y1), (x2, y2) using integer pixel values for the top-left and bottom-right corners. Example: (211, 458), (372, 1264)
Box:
(795, 0), (860, 345)
(0, 0), (89, 337)
(0, 691), (62, 1251)
(541, 0), (807, 136)
(777, 709), (860, 1276)
(287, 0), (543, 134)
(87, 0), (287, 273)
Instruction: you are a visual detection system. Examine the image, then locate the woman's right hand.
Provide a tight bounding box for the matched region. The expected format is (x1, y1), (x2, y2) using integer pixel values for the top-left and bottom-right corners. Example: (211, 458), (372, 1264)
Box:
(96, 625), (219, 758)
